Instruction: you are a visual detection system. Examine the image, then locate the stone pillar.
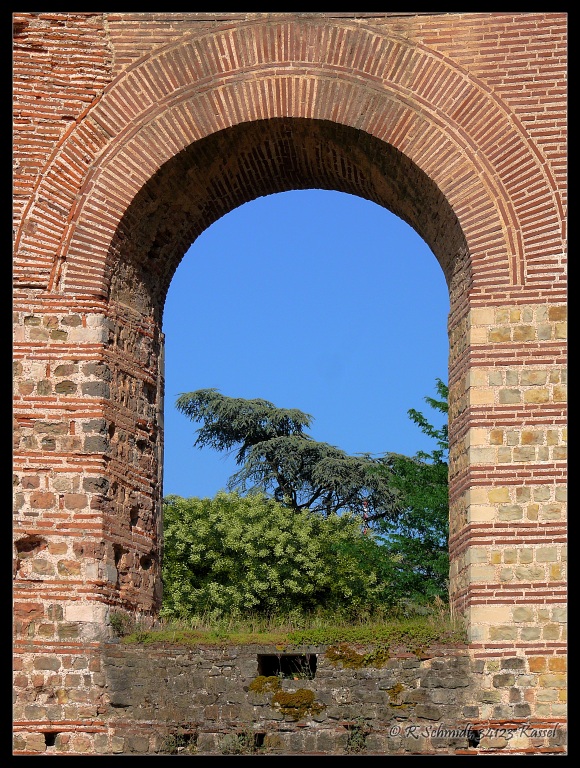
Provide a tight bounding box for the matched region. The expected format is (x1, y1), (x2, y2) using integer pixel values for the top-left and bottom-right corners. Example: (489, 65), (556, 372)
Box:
(449, 303), (566, 721)
(13, 299), (165, 753)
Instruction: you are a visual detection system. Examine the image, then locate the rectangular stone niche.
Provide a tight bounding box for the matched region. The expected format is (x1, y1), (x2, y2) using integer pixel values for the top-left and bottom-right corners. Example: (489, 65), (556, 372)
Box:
(257, 653), (317, 679)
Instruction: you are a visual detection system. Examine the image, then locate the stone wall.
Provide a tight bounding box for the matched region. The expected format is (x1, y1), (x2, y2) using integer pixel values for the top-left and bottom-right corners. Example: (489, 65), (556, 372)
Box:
(14, 642), (567, 755)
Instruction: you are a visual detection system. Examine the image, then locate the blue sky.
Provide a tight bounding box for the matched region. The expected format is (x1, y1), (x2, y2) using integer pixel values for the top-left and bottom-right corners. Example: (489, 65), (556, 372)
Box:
(161, 189), (450, 500)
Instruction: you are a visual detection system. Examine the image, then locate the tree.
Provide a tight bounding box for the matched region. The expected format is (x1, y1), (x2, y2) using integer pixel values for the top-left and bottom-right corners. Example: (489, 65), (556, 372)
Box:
(176, 389), (399, 524)
(374, 378), (449, 604)
(161, 491), (397, 620)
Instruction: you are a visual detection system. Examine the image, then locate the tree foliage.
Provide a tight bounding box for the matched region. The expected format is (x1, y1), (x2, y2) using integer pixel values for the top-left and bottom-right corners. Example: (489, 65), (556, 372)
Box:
(374, 378), (449, 603)
(176, 389), (399, 524)
(171, 380), (450, 612)
(161, 491), (397, 620)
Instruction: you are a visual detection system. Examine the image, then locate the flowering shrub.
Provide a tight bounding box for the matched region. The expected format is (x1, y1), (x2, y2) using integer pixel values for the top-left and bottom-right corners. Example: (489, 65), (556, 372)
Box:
(161, 491), (395, 619)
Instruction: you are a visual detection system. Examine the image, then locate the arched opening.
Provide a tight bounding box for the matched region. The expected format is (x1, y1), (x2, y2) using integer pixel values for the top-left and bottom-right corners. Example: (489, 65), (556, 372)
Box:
(104, 117), (469, 616)
(108, 119), (468, 319)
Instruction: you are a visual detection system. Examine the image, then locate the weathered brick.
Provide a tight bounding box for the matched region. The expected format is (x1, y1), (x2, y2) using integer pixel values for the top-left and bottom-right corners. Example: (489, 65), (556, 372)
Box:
(14, 602), (44, 620)
(64, 493), (88, 509)
(30, 491), (55, 508)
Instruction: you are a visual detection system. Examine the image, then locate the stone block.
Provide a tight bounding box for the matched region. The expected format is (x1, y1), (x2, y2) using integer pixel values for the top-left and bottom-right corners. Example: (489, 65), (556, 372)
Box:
(520, 370), (547, 385)
(25, 733), (47, 752)
(500, 657), (525, 670)
(513, 446), (536, 462)
(487, 487), (511, 503)
(469, 389), (494, 405)
(553, 322), (566, 341)
(551, 606), (567, 623)
(512, 325), (535, 341)
(415, 704), (442, 720)
(489, 328), (511, 343)
(503, 549), (517, 564)
(470, 604), (512, 624)
(32, 559), (55, 575)
(469, 565), (497, 582)
(469, 447), (496, 463)
(82, 381), (111, 398)
(523, 389), (549, 403)
(493, 673), (515, 687)
(542, 624), (561, 640)
(499, 389), (521, 404)
(125, 735), (150, 753)
(512, 606), (534, 622)
(514, 566), (545, 581)
(468, 505), (496, 522)
(548, 306), (567, 322)
(470, 308), (495, 325)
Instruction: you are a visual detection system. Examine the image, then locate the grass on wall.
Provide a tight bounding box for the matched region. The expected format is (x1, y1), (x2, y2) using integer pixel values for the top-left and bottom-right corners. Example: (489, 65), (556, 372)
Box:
(112, 597), (467, 651)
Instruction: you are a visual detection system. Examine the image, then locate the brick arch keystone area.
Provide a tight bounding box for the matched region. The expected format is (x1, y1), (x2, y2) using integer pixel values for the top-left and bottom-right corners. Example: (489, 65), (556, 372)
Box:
(13, 12), (566, 755)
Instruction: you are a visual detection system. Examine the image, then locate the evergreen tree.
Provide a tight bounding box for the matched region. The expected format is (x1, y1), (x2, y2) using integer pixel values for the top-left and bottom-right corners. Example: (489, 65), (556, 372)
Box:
(176, 388), (400, 524)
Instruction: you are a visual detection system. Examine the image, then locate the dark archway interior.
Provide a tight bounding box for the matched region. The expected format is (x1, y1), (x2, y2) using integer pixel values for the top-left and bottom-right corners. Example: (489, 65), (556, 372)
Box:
(109, 118), (470, 323)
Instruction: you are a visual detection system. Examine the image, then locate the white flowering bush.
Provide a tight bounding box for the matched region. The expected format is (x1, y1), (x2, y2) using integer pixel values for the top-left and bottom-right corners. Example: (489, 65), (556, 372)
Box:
(161, 491), (395, 619)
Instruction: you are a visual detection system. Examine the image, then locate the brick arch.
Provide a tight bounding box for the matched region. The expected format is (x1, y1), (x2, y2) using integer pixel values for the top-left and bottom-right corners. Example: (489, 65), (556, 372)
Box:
(106, 117), (468, 322)
(13, 18), (563, 298)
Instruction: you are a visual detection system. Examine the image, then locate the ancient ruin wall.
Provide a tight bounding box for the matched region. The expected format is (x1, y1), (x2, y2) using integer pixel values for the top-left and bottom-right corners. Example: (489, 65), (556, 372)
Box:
(13, 13), (566, 754)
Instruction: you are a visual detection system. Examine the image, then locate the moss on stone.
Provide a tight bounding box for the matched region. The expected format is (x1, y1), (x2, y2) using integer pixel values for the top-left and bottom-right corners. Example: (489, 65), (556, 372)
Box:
(325, 643), (390, 668)
(271, 688), (325, 720)
(248, 675), (281, 694)
(387, 682), (408, 708)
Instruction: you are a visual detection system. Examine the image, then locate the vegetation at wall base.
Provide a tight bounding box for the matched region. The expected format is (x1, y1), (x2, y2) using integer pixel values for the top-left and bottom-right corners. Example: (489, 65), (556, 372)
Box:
(117, 599), (467, 649)
(161, 491), (402, 619)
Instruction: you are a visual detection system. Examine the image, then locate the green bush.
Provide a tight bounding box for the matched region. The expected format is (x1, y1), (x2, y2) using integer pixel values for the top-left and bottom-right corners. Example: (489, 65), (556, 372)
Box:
(161, 491), (395, 620)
